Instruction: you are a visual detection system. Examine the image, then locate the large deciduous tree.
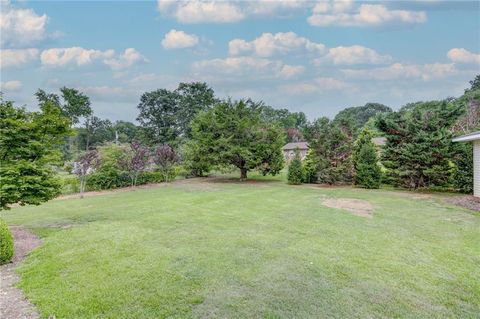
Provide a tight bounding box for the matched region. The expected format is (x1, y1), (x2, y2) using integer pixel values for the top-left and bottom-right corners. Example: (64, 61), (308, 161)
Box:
(186, 99), (285, 179)
(136, 82), (216, 145)
(0, 98), (71, 209)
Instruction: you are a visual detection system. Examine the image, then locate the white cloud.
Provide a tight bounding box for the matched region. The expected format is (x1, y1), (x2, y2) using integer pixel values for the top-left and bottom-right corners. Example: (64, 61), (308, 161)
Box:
(0, 48), (39, 68)
(192, 55), (304, 81)
(40, 47), (146, 70)
(157, 0), (313, 23)
(103, 48), (147, 70)
(447, 48), (480, 64)
(314, 45), (392, 65)
(0, 80), (22, 92)
(279, 77), (348, 94)
(158, 0), (244, 23)
(0, 2), (48, 47)
(229, 32), (326, 57)
(161, 29), (199, 49)
(308, 3), (427, 27)
(342, 62), (456, 81)
(278, 64), (305, 79)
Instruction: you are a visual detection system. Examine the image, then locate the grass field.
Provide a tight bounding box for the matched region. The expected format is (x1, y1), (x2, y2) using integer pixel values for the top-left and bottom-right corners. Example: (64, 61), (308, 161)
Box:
(2, 174), (480, 318)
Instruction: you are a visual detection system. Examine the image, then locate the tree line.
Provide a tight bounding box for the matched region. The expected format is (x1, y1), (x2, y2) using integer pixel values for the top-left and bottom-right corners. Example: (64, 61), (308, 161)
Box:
(1, 75), (479, 210)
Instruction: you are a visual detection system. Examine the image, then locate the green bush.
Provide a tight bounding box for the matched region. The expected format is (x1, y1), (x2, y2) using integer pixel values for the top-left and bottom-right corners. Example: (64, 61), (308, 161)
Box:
(287, 149), (304, 185)
(303, 149), (319, 183)
(0, 219), (14, 265)
(453, 143), (473, 194)
(60, 175), (80, 194)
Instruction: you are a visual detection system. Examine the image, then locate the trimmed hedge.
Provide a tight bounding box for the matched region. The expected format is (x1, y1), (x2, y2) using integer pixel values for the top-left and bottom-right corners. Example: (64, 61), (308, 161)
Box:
(0, 219), (14, 265)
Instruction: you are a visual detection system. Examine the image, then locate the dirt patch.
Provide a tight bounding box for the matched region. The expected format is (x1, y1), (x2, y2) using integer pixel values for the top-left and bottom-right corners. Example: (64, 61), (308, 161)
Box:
(322, 198), (374, 218)
(444, 195), (480, 212)
(0, 226), (42, 319)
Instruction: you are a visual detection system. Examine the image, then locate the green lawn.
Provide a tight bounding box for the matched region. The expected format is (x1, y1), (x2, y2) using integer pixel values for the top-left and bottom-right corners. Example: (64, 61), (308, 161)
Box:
(3, 175), (480, 318)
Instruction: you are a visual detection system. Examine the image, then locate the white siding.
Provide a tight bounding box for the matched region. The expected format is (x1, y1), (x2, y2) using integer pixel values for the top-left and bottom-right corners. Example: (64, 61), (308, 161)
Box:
(474, 141), (480, 197)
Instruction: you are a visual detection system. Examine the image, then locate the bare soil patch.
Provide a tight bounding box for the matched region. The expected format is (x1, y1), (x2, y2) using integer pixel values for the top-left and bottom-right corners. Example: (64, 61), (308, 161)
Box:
(322, 198), (374, 218)
(444, 195), (480, 212)
(0, 227), (42, 319)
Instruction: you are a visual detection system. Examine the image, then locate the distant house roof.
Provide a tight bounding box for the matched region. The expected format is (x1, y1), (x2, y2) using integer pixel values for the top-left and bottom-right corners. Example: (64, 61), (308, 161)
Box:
(282, 142), (309, 150)
(372, 137), (386, 146)
(453, 131), (480, 142)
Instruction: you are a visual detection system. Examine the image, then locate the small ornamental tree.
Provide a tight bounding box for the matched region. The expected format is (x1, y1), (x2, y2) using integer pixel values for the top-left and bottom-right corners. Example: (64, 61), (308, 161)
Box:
(119, 142), (149, 186)
(153, 144), (178, 182)
(0, 98), (71, 210)
(74, 150), (101, 197)
(353, 129), (381, 189)
(287, 149), (304, 185)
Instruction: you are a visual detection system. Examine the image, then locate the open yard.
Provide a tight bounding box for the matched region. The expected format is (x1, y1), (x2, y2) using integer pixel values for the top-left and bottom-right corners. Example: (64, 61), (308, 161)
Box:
(2, 176), (480, 318)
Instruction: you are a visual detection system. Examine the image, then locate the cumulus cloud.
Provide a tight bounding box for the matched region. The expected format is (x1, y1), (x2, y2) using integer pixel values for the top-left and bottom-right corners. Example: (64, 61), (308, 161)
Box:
(158, 0), (244, 23)
(0, 48), (39, 68)
(156, 0), (312, 23)
(40, 47), (146, 70)
(277, 64), (305, 79)
(342, 62), (456, 81)
(308, 3), (427, 27)
(447, 48), (480, 64)
(103, 48), (147, 70)
(314, 45), (392, 65)
(0, 80), (22, 92)
(0, 2), (48, 47)
(192, 56), (303, 80)
(229, 32), (326, 57)
(161, 29), (199, 49)
(279, 77), (349, 94)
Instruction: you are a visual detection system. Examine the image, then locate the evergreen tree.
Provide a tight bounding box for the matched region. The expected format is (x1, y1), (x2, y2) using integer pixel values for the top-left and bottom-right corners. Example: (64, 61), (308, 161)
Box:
(453, 143), (473, 194)
(353, 129), (381, 189)
(303, 149), (319, 183)
(288, 149), (304, 185)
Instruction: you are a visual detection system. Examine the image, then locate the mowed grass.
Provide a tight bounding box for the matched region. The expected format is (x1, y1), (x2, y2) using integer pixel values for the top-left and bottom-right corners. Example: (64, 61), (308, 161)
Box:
(2, 175), (480, 318)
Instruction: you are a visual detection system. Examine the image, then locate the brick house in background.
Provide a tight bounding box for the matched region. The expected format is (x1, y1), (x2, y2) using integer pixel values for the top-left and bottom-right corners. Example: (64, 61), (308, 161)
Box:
(282, 142), (309, 161)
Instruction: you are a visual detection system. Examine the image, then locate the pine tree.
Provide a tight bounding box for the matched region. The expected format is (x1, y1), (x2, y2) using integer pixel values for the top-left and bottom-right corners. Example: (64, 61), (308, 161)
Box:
(288, 149), (304, 185)
(353, 129), (381, 189)
(453, 143), (473, 193)
(303, 149), (319, 183)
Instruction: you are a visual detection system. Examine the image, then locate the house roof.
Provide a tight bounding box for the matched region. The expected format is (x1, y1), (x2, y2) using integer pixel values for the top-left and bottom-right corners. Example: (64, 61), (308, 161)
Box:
(372, 137), (386, 146)
(453, 131), (480, 142)
(282, 142), (309, 150)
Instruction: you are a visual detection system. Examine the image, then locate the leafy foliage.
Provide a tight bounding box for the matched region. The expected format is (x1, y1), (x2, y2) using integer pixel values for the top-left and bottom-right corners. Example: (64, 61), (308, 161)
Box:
(353, 129), (381, 189)
(453, 142), (473, 193)
(137, 82), (216, 145)
(303, 149), (319, 183)
(287, 149), (304, 185)
(153, 144), (178, 182)
(73, 150), (101, 195)
(0, 219), (14, 265)
(306, 117), (355, 184)
(0, 99), (71, 210)
(376, 100), (463, 189)
(118, 142), (149, 186)
(333, 103), (392, 131)
(187, 99), (285, 179)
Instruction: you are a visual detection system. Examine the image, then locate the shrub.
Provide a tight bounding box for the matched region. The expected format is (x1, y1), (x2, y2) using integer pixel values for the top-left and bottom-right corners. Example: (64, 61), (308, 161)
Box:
(303, 149), (319, 183)
(353, 129), (381, 189)
(288, 149), (304, 185)
(61, 175), (80, 194)
(0, 219), (14, 265)
(453, 143), (473, 194)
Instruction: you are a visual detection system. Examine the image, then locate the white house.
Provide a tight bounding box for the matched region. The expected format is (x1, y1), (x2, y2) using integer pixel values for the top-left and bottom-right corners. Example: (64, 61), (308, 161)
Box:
(453, 131), (480, 197)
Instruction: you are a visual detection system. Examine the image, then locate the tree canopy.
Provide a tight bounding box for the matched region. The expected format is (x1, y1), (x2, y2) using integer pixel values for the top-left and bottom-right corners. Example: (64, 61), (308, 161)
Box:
(0, 98), (71, 209)
(186, 99), (285, 179)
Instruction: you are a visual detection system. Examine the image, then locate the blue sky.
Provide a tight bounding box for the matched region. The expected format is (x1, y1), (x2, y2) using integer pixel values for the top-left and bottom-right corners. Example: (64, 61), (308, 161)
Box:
(1, 0), (479, 122)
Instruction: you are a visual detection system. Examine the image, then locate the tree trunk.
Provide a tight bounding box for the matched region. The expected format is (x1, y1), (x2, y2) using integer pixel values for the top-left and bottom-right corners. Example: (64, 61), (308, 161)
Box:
(240, 168), (247, 180)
